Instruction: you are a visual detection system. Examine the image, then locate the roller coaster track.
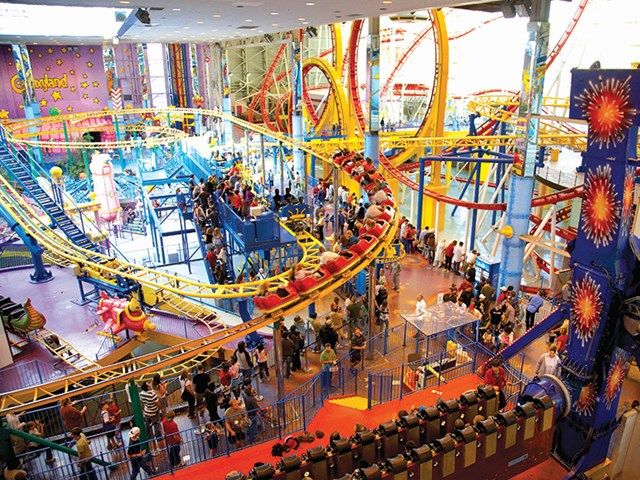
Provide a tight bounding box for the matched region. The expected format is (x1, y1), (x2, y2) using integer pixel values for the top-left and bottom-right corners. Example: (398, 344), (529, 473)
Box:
(0, 108), (399, 414)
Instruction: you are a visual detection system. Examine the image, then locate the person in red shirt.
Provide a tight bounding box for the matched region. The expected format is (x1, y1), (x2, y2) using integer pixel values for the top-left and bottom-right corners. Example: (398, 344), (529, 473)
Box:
(206, 249), (217, 271)
(483, 359), (508, 409)
(161, 410), (183, 467)
(219, 363), (232, 389)
(444, 240), (457, 271)
(555, 327), (568, 353)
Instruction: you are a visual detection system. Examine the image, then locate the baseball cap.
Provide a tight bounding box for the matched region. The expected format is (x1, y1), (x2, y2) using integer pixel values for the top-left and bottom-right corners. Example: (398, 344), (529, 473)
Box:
(129, 427), (141, 438)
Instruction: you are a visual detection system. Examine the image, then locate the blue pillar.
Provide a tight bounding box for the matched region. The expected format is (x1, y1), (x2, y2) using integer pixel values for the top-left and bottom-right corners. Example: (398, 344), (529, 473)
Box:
(364, 17), (381, 167)
(469, 154), (482, 250)
(11, 44), (42, 164)
(308, 303), (316, 317)
(416, 158), (425, 231)
(238, 299), (261, 346)
(364, 133), (380, 167)
(291, 36), (305, 176)
(497, 0), (550, 294)
(219, 46), (233, 146)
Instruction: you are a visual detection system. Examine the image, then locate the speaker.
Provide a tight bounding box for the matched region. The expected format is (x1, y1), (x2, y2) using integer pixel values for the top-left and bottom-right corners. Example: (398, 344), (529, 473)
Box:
(135, 8), (151, 25)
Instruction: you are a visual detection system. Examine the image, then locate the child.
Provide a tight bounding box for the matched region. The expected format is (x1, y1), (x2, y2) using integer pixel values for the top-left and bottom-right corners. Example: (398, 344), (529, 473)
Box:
(106, 395), (123, 447)
(100, 401), (119, 450)
(204, 422), (220, 457)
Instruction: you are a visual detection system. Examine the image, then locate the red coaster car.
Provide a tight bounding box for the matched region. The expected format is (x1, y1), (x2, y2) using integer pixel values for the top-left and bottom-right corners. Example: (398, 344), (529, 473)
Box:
(323, 250), (357, 274)
(361, 221), (388, 238)
(289, 268), (331, 293)
(349, 234), (377, 255)
(253, 284), (298, 311)
(375, 205), (396, 223)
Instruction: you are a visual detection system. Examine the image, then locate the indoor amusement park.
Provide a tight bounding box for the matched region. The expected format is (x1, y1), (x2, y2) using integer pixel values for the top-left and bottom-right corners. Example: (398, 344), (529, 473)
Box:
(0, 0), (638, 479)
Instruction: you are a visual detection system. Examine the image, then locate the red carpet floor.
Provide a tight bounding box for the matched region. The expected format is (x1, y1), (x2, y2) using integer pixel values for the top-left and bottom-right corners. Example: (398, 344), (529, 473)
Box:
(158, 375), (480, 480)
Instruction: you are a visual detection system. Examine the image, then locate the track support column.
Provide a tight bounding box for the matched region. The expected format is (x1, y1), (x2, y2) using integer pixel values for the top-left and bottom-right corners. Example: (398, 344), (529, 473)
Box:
(497, 0), (551, 293)
(364, 17), (381, 167)
(291, 32), (305, 176)
(11, 44), (42, 165)
(273, 319), (285, 401)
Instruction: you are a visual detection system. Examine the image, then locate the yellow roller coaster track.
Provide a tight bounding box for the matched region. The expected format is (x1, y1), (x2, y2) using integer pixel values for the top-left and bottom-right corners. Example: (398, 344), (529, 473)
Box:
(0, 108), (399, 414)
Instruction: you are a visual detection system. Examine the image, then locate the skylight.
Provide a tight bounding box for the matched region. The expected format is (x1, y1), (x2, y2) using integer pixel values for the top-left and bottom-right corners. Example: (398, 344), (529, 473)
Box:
(0, 3), (129, 39)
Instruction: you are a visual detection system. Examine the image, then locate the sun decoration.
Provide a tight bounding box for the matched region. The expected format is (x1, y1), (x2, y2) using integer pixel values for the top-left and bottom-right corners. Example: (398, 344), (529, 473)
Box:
(580, 164), (620, 248)
(622, 167), (635, 229)
(571, 275), (604, 346)
(603, 351), (628, 408)
(575, 75), (636, 149)
(573, 383), (597, 416)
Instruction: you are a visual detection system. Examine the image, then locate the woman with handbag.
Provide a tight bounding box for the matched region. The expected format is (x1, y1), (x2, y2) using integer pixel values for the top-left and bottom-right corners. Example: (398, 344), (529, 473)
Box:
(180, 370), (197, 418)
(161, 410), (183, 467)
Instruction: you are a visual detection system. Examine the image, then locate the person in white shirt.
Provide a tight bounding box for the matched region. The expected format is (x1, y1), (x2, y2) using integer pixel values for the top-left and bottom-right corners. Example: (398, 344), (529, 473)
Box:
(535, 346), (562, 377)
(465, 249), (478, 267)
(399, 220), (408, 241)
(452, 241), (465, 275)
(415, 294), (427, 315)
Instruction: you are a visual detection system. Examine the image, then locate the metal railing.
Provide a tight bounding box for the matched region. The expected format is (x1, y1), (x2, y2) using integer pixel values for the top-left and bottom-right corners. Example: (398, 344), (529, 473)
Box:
(0, 359), (68, 394)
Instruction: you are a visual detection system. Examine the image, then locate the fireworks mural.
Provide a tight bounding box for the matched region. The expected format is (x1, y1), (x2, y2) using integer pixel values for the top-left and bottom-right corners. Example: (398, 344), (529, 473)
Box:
(571, 275), (604, 346)
(574, 75), (636, 150)
(573, 383), (597, 416)
(622, 166), (635, 230)
(603, 351), (628, 408)
(580, 164), (620, 248)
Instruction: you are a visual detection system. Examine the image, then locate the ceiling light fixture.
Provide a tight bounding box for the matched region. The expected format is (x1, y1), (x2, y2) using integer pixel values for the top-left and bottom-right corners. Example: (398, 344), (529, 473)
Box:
(172, 8), (181, 11)
(118, 1), (130, 4)
(272, 23), (278, 26)
(213, 13), (222, 18)
(197, 21), (204, 24)
(382, 0), (392, 4)
(298, 17), (306, 21)
(303, 21), (309, 25)
(270, 12), (279, 15)
(245, 19), (253, 22)
(305, 2), (315, 5)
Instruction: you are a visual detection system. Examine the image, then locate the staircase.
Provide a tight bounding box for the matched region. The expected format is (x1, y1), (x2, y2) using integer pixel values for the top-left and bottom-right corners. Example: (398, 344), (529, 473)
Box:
(0, 145), (99, 254)
(122, 215), (146, 235)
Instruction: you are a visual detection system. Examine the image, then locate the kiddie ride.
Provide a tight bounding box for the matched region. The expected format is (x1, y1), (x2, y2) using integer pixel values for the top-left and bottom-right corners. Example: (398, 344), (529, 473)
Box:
(96, 291), (155, 341)
(517, 69), (640, 477)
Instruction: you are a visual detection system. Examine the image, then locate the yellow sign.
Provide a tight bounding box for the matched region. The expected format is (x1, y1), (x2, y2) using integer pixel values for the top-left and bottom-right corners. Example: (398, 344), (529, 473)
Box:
(11, 73), (69, 94)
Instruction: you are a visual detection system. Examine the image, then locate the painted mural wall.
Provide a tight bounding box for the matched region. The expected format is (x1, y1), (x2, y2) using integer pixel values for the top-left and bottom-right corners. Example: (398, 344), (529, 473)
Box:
(0, 44), (109, 119)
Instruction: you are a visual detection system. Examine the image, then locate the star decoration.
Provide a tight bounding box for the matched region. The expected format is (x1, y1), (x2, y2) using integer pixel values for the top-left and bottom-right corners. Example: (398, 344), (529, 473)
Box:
(45, 66), (51, 72)
(66, 105), (73, 112)
(37, 53), (43, 59)
(82, 93), (89, 99)
(7, 61), (13, 67)
(69, 69), (75, 75)
(93, 97), (100, 104)
(18, 104), (24, 110)
(61, 47), (67, 53)
(40, 99), (48, 108)
(92, 81), (100, 88)
(51, 90), (62, 101)
(70, 86), (76, 93)
(47, 48), (54, 54)
(56, 59), (63, 66)
(28, 48), (34, 54)
(120, 67), (125, 74)
(82, 73), (88, 79)
(0, 110), (9, 119)
(89, 48), (95, 54)
(86, 61), (94, 68)
(80, 81), (89, 89)
(75, 53), (81, 59)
